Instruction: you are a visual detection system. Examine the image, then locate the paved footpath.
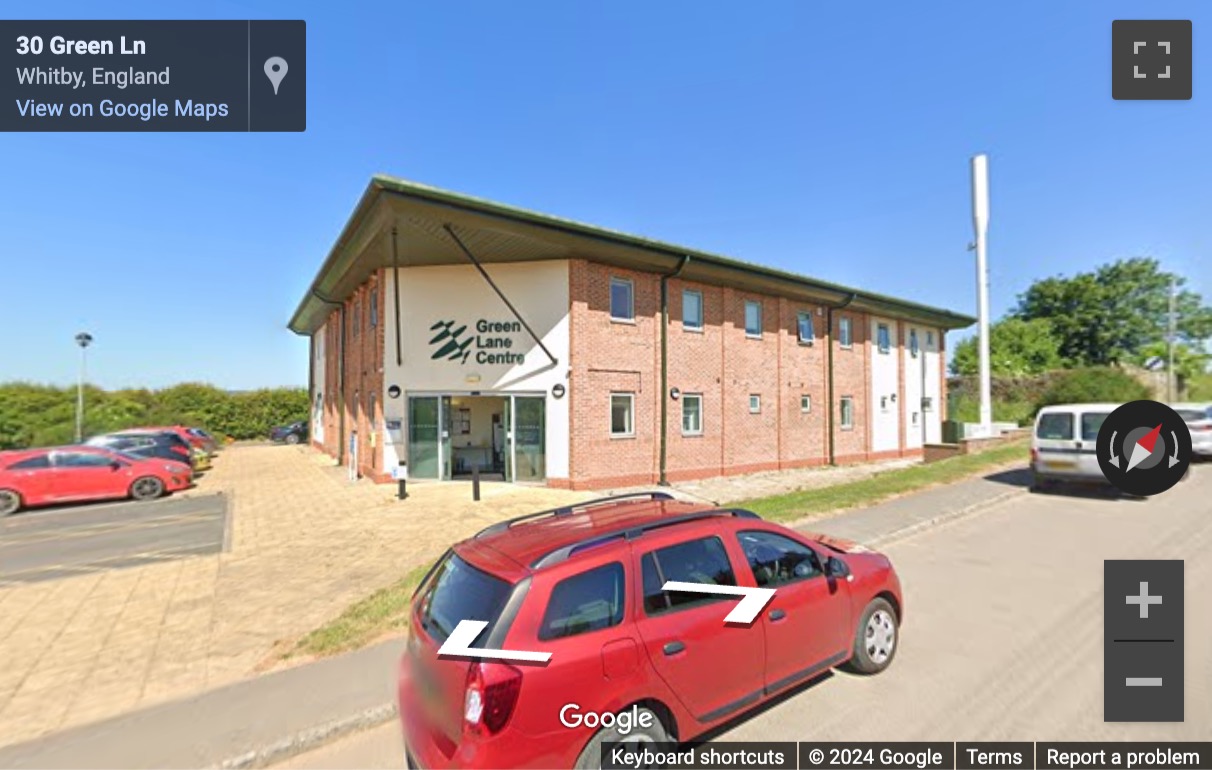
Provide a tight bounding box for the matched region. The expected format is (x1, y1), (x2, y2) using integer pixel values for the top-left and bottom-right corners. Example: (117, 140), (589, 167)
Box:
(0, 445), (590, 748)
(0, 463), (1029, 769)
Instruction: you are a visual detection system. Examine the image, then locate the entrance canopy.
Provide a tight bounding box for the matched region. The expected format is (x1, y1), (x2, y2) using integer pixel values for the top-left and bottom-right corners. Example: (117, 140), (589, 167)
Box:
(288, 175), (975, 336)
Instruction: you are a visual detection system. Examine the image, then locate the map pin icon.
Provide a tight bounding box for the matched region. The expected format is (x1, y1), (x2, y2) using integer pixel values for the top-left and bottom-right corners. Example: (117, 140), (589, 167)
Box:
(264, 56), (288, 95)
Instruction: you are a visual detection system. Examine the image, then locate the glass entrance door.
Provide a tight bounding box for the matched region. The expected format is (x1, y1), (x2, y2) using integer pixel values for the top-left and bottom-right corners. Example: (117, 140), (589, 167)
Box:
(511, 396), (546, 482)
(407, 397), (440, 478)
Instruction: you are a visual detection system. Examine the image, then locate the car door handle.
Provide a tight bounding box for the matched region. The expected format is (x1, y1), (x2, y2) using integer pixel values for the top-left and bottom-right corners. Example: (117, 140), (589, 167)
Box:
(769, 609), (787, 621)
(662, 641), (685, 656)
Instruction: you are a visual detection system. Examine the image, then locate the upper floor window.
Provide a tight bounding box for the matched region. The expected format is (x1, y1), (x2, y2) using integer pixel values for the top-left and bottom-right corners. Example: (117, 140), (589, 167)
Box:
(838, 317), (853, 348)
(682, 289), (703, 331)
(370, 290), (379, 328)
(909, 329), (919, 357)
(610, 277), (634, 321)
(797, 311), (815, 345)
(744, 300), (762, 338)
(877, 323), (891, 354)
(926, 331), (934, 348)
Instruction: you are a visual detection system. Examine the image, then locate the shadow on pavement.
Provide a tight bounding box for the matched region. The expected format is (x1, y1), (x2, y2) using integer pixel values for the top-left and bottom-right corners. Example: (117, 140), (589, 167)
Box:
(983, 467), (1033, 488)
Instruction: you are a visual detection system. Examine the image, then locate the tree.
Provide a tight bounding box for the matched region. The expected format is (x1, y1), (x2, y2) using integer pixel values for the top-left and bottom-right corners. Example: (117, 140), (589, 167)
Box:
(1013, 258), (1212, 366)
(1035, 367), (1150, 411)
(1134, 341), (1211, 389)
(949, 318), (1063, 377)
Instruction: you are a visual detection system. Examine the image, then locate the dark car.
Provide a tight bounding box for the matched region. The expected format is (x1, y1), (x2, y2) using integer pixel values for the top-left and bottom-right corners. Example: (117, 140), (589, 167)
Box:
(86, 431), (195, 468)
(270, 421), (308, 445)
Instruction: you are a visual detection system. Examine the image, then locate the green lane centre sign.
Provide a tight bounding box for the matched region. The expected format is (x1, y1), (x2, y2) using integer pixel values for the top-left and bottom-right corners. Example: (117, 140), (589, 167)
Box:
(428, 319), (525, 365)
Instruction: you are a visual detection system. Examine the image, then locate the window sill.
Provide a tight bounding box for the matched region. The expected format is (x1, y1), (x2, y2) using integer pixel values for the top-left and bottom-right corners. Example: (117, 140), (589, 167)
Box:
(839, 344), (853, 350)
(683, 326), (704, 334)
(840, 425), (855, 431)
(610, 433), (636, 440)
(798, 340), (814, 347)
(681, 431), (704, 438)
(745, 333), (762, 340)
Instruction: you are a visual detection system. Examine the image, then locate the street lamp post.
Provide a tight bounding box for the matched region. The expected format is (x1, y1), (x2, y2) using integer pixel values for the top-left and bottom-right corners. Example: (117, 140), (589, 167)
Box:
(74, 332), (94, 443)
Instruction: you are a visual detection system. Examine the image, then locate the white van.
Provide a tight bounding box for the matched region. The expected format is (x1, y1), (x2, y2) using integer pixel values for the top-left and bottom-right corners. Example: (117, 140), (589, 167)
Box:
(1030, 403), (1119, 490)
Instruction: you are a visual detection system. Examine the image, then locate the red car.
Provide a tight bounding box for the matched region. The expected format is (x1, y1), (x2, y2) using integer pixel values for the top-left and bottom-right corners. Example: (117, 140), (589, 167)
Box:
(0, 445), (192, 517)
(399, 492), (903, 769)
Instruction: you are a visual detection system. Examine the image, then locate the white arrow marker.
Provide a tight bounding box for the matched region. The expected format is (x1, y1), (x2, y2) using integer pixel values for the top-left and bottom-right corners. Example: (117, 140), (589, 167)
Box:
(1108, 431), (1120, 469)
(437, 620), (552, 663)
(1168, 431), (1181, 468)
(662, 581), (776, 624)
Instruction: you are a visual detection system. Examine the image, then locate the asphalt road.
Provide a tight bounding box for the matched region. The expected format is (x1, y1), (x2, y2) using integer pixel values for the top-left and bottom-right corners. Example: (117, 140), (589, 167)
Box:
(0, 494), (227, 584)
(277, 465), (1212, 768)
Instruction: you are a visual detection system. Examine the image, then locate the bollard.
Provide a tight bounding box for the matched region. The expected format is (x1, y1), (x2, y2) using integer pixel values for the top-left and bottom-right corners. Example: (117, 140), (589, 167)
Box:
(472, 466), (481, 501)
(397, 461), (408, 500)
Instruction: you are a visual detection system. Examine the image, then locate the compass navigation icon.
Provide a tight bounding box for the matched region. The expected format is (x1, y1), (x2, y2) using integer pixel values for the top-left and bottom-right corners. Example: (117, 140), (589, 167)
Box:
(1097, 401), (1192, 496)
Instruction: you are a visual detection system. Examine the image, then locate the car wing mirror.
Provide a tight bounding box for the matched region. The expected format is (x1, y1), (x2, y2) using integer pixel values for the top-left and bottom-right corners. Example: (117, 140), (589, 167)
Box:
(826, 556), (852, 581)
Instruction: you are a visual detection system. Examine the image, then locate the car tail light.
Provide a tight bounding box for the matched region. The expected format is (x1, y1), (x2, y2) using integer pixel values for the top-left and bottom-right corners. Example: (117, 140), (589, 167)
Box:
(464, 662), (522, 735)
(1030, 447), (1038, 464)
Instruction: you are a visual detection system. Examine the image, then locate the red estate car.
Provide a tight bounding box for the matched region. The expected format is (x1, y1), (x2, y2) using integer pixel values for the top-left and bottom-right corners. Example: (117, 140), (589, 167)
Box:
(399, 492), (903, 769)
(0, 445), (192, 517)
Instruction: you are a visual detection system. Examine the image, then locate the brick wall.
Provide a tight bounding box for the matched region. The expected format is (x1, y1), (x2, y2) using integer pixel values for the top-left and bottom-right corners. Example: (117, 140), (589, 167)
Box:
(313, 270), (387, 481)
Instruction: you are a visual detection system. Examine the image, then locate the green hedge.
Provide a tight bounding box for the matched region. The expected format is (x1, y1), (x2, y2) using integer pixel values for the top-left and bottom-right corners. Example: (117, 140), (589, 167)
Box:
(948, 367), (1153, 426)
(0, 382), (309, 450)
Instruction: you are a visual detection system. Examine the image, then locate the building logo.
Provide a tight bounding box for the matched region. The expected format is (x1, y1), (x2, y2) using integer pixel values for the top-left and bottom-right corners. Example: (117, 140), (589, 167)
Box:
(428, 320), (474, 363)
(428, 318), (526, 366)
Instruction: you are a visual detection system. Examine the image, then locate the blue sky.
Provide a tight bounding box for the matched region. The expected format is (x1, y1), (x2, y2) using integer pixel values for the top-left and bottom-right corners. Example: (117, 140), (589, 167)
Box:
(2, 1), (1209, 389)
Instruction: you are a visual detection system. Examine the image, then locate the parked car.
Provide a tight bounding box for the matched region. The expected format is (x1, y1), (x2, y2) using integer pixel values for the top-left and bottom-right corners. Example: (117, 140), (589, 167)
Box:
(270, 421), (308, 444)
(186, 427), (220, 454)
(0, 445), (192, 516)
(1171, 402), (1212, 459)
(87, 430), (196, 468)
(398, 492), (903, 769)
(1030, 403), (1118, 491)
(139, 425), (210, 452)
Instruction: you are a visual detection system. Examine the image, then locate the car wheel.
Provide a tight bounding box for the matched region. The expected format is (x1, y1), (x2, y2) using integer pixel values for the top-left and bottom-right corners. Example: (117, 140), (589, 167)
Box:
(573, 706), (668, 770)
(846, 598), (898, 675)
(130, 476), (165, 501)
(286, 433), (300, 445)
(0, 489), (21, 517)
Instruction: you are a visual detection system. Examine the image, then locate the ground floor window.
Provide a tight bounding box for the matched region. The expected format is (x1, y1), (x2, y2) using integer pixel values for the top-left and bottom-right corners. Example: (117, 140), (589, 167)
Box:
(611, 393), (634, 437)
(840, 396), (854, 429)
(682, 394), (703, 435)
(749, 394), (761, 414)
(801, 394), (811, 413)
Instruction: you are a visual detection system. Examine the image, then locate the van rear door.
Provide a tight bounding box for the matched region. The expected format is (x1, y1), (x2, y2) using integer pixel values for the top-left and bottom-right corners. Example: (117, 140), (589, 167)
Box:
(1034, 410), (1082, 477)
(1076, 409), (1112, 477)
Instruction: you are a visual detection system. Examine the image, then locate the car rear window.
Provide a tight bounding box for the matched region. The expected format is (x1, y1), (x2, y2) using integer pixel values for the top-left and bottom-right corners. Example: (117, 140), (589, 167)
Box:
(1176, 409), (1207, 422)
(417, 552), (511, 645)
(641, 536), (737, 615)
(539, 563), (624, 641)
(1036, 413), (1074, 440)
(1080, 412), (1109, 441)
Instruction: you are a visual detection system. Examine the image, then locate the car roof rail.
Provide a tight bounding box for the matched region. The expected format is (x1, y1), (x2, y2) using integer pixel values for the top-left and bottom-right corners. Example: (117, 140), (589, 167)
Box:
(529, 508), (761, 570)
(474, 491), (676, 539)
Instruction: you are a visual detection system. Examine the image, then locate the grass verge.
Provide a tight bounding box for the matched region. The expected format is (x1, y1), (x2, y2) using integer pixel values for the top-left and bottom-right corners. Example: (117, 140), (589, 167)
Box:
(743, 439), (1028, 523)
(286, 439), (1028, 660)
(287, 562), (433, 659)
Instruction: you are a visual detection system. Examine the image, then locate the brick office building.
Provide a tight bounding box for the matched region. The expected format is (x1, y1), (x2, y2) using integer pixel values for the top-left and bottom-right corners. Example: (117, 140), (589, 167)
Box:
(289, 176), (973, 489)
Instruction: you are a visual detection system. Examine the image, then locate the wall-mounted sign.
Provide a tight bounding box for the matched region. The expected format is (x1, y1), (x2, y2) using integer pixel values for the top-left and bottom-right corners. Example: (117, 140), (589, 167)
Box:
(428, 319), (525, 366)
(552, 383), (566, 399)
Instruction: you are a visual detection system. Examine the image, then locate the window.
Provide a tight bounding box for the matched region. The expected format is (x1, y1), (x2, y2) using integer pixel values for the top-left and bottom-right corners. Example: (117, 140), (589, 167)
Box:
(877, 323), (891, 354)
(880, 396), (889, 412)
(539, 563), (625, 640)
(1036, 413), (1074, 440)
(1080, 412), (1110, 442)
(456, 407), (471, 435)
(417, 553), (512, 644)
(51, 452), (114, 468)
(840, 396), (854, 430)
(797, 311), (815, 345)
(351, 303), (360, 338)
(682, 289), (703, 331)
(922, 396), (934, 412)
(682, 393), (703, 435)
(610, 393), (634, 437)
(370, 291), (379, 328)
(838, 317), (853, 348)
(610, 277), (634, 321)
(641, 537), (737, 615)
(749, 394), (761, 414)
(909, 330), (919, 358)
(801, 395), (811, 413)
(744, 300), (762, 337)
(737, 531), (824, 588)
(912, 411), (919, 425)
(926, 331), (934, 347)
(7, 455), (50, 470)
